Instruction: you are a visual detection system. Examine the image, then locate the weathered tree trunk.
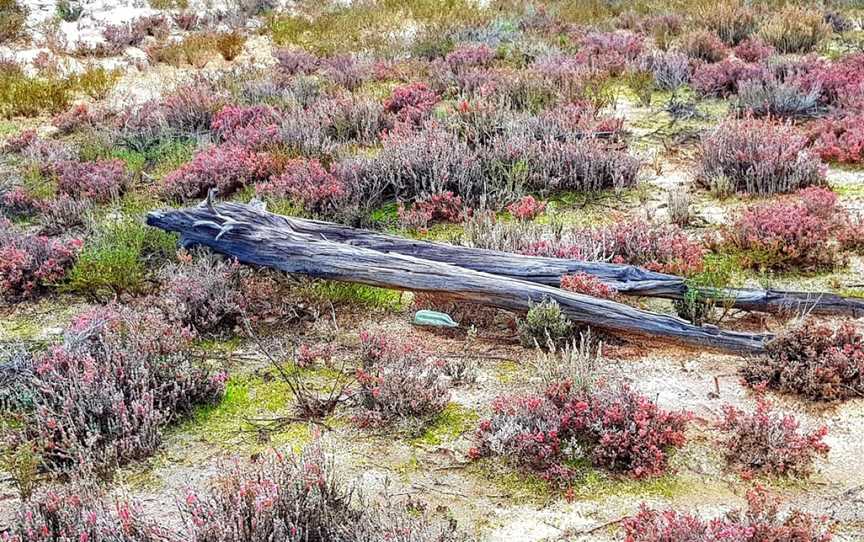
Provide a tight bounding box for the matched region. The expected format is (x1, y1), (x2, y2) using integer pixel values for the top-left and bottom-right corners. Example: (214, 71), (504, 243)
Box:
(147, 202), (770, 354)
(196, 202), (864, 318)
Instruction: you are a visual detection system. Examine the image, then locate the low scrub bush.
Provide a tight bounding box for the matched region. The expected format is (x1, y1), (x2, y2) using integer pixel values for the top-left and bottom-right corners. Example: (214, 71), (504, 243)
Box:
(0, 223), (81, 300)
(809, 113), (864, 164)
(211, 104), (280, 143)
(179, 445), (470, 541)
(255, 158), (345, 215)
(2, 484), (169, 542)
(718, 398), (829, 478)
(160, 144), (280, 200)
(214, 30), (246, 61)
(560, 273), (617, 299)
(66, 216), (176, 296)
(157, 254), (246, 335)
(34, 195), (93, 236)
(397, 191), (468, 230)
(0, 0), (26, 43)
(733, 38), (775, 63)
(160, 82), (225, 136)
(719, 187), (855, 271)
(698, 117), (825, 195)
(759, 6), (831, 54)
(53, 159), (128, 203)
(691, 58), (766, 97)
(623, 486), (833, 542)
(676, 30), (728, 63)
(74, 65), (121, 100)
(637, 50), (690, 91)
(148, 33), (217, 68)
(695, 1), (757, 46)
(744, 321), (864, 401)
(28, 304), (226, 475)
(445, 42), (495, 72)
(507, 195), (546, 221)
(735, 76), (821, 118)
(353, 330), (449, 428)
(315, 94), (387, 145)
(518, 298), (573, 348)
(471, 381), (690, 484)
(0, 64), (73, 118)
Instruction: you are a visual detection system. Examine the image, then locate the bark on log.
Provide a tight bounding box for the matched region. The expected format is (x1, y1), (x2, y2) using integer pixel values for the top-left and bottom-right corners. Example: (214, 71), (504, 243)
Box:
(192, 202), (864, 318)
(147, 202), (770, 354)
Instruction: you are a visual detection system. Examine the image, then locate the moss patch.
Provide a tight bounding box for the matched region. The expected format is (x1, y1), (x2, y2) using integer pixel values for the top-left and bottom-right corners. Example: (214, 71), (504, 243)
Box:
(181, 371), (312, 452)
(411, 403), (478, 447)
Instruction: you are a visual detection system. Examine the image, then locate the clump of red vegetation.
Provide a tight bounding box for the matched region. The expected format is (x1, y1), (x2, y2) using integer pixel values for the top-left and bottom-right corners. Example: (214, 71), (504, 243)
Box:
(255, 158), (345, 214)
(719, 187), (860, 271)
(353, 330), (449, 428)
(718, 397), (829, 478)
(397, 191), (469, 231)
(0, 221), (81, 300)
(623, 485), (833, 542)
(743, 320), (864, 401)
(470, 381), (691, 485)
(507, 195), (546, 221)
(560, 272), (617, 299)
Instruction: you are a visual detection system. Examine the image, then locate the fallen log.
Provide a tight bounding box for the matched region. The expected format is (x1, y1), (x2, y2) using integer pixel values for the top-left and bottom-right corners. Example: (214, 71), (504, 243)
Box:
(191, 201), (864, 318)
(147, 201), (770, 354)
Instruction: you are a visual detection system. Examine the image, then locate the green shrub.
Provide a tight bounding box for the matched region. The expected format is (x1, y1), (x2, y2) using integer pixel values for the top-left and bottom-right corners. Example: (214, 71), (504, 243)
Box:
(759, 6), (831, 54)
(66, 216), (176, 296)
(55, 0), (82, 22)
(518, 298), (573, 348)
(214, 31), (246, 61)
(0, 65), (74, 118)
(74, 65), (122, 100)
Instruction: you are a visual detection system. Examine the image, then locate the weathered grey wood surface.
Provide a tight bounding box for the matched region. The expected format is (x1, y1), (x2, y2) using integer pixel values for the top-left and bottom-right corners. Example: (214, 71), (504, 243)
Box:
(147, 201), (771, 354)
(192, 202), (864, 318)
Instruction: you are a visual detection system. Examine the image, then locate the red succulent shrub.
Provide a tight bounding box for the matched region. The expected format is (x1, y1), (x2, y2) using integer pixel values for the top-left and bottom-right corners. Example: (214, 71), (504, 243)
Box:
(744, 321), (864, 401)
(733, 38), (776, 62)
(698, 117), (825, 195)
(718, 398), (829, 478)
(161, 144), (280, 200)
(623, 486), (833, 542)
(53, 159), (128, 203)
(211, 104), (281, 144)
(445, 43), (495, 71)
(507, 195), (546, 220)
(397, 191), (468, 230)
(383, 82), (440, 126)
(255, 158), (345, 214)
(560, 273), (617, 299)
(471, 381), (691, 484)
(353, 330), (449, 428)
(720, 187), (854, 271)
(691, 58), (766, 97)
(808, 113), (864, 164)
(0, 223), (81, 300)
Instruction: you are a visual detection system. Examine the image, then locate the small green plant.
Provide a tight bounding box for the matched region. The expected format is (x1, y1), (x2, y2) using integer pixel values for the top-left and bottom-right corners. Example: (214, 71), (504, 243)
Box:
(673, 254), (736, 325)
(625, 69), (655, 107)
(65, 216), (177, 297)
(74, 65), (121, 100)
(149, 33), (216, 68)
(517, 298), (573, 348)
(55, 0), (82, 22)
(0, 437), (41, 500)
